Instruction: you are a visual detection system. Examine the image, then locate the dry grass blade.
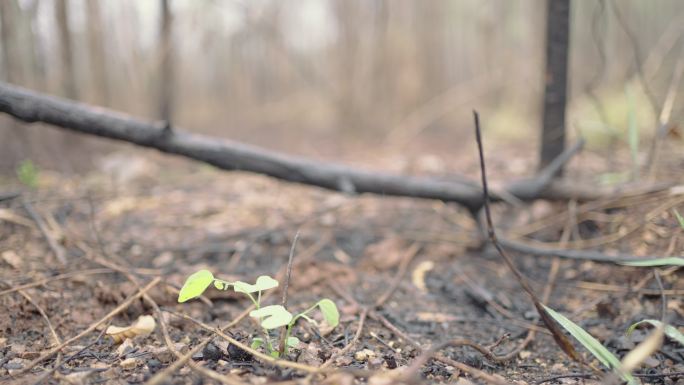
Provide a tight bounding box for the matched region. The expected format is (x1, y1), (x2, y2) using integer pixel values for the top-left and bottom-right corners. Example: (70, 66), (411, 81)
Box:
(472, 110), (582, 363)
(621, 325), (664, 373)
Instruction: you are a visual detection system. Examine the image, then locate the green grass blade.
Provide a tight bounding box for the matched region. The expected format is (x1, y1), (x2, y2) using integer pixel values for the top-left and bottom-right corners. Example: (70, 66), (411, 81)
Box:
(674, 209), (684, 229)
(619, 257), (684, 267)
(542, 305), (635, 384)
(628, 319), (684, 346)
(626, 84), (639, 178)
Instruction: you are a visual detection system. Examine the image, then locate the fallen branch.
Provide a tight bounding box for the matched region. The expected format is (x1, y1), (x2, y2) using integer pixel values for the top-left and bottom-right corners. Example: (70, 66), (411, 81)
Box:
(0, 82), (585, 211)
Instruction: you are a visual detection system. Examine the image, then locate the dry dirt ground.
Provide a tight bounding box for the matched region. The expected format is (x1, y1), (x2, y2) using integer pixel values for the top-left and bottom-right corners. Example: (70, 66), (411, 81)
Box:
(1, 143), (683, 385)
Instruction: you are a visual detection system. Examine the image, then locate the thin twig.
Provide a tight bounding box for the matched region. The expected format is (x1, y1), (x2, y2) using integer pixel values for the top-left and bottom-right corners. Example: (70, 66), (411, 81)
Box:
(278, 231), (300, 355)
(18, 289), (63, 385)
(473, 110), (582, 364)
(22, 198), (67, 265)
(11, 277), (161, 377)
(374, 242), (420, 308)
(653, 269), (667, 323)
(167, 311), (321, 374)
(146, 306), (253, 385)
(0, 268), (114, 297)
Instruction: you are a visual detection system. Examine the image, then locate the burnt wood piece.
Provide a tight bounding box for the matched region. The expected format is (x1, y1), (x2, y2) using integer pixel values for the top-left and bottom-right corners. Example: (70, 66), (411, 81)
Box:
(0, 82), (582, 211)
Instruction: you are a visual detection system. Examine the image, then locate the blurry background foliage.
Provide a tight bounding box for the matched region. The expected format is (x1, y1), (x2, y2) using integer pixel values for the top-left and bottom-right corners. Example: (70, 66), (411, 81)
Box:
(0, 0), (682, 173)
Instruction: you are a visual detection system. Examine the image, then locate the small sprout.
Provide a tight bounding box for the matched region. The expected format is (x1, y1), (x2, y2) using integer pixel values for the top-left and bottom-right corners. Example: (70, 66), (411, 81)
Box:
(233, 275), (279, 294)
(16, 159), (39, 188)
(177, 270), (339, 360)
(251, 337), (264, 350)
(286, 336), (300, 348)
(250, 305), (293, 329)
(316, 299), (340, 328)
(178, 270), (214, 303)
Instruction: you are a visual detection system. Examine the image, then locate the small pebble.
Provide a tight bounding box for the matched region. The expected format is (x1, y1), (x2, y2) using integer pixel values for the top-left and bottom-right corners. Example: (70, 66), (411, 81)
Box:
(354, 349), (376, 362)
(227, 343), (252, 362)
(120, 357), (140, 370)
(202, 342), (223, 361)
(368, 357), (384, 370)
(147, 358), (161, 373)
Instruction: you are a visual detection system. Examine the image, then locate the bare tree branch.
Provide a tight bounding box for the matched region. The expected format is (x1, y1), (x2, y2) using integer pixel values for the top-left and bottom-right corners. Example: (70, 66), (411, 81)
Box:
(0, 82), (585, 210)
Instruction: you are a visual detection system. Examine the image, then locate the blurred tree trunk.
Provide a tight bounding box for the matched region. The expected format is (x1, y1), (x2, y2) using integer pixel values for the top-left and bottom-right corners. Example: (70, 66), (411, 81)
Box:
(86, 0), (110, 106)
(158, 0), (174, 122)
(331, 0), (364, 135)
(539, 0), (571, 172)
(0, 0), (21, 83)
(55, 0), (77, 99)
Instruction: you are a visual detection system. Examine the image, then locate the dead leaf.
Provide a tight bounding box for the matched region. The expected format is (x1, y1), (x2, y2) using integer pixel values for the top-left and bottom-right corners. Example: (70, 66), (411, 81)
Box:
(333, 248), (352, 264)
(120, 357), (141, 370)
(1, 250), (22, 269)
(411, 260), (434, 292)
(621, 324), (664, 372)
(106, 315), (156, 343)
(415, 312), (457, 323)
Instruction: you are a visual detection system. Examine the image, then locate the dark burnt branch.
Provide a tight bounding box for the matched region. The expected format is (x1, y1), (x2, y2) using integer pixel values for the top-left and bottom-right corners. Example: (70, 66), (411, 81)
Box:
(0, 82), (581, 210)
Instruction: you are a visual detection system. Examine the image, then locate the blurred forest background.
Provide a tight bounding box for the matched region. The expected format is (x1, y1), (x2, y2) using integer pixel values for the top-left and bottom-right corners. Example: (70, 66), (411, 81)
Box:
(0, 0), (682, 175)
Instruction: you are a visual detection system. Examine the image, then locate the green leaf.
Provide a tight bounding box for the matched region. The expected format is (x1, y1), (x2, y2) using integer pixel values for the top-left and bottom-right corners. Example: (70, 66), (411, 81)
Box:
(16, 159), (39, 188)
(619, 257), (684, 267)
(251, 337), (264, 350)
(674, 209), (684, 229)
(316, 299), (340, 327)
(178, 270), (214, 303)
(542, 305), (635, 384)
(233, 275), (279, 294)
(286, 336), (300, 348)
(214, 281), (225, 290)
(628, 319), (684, 346)
(249, 305), (293, 329)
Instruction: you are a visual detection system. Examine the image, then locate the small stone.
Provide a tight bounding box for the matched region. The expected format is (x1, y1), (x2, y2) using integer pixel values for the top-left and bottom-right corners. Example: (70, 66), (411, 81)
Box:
(227, 343), (252, 362)
(368, 357), (384, 370)
(5, 358), (25, 373)
(354, 349), (376, 362)
(147, 358), (161, 373)
(519, 350), (532, 359)
(116, 339), (135, 357)
(120, 357), (140, 370)
(641, 356), (660, 368)
(383, 354), (398, 369)
(334, 355), (353, 366)
(202, 342), (223, 361)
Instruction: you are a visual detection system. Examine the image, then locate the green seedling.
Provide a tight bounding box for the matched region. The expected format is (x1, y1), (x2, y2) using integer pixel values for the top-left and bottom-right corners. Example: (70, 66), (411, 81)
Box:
(16, 159), (39, 188)
(628, 319), (684, 347)
(619, 257), (684, 267)
(178, 270), (339, 358)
